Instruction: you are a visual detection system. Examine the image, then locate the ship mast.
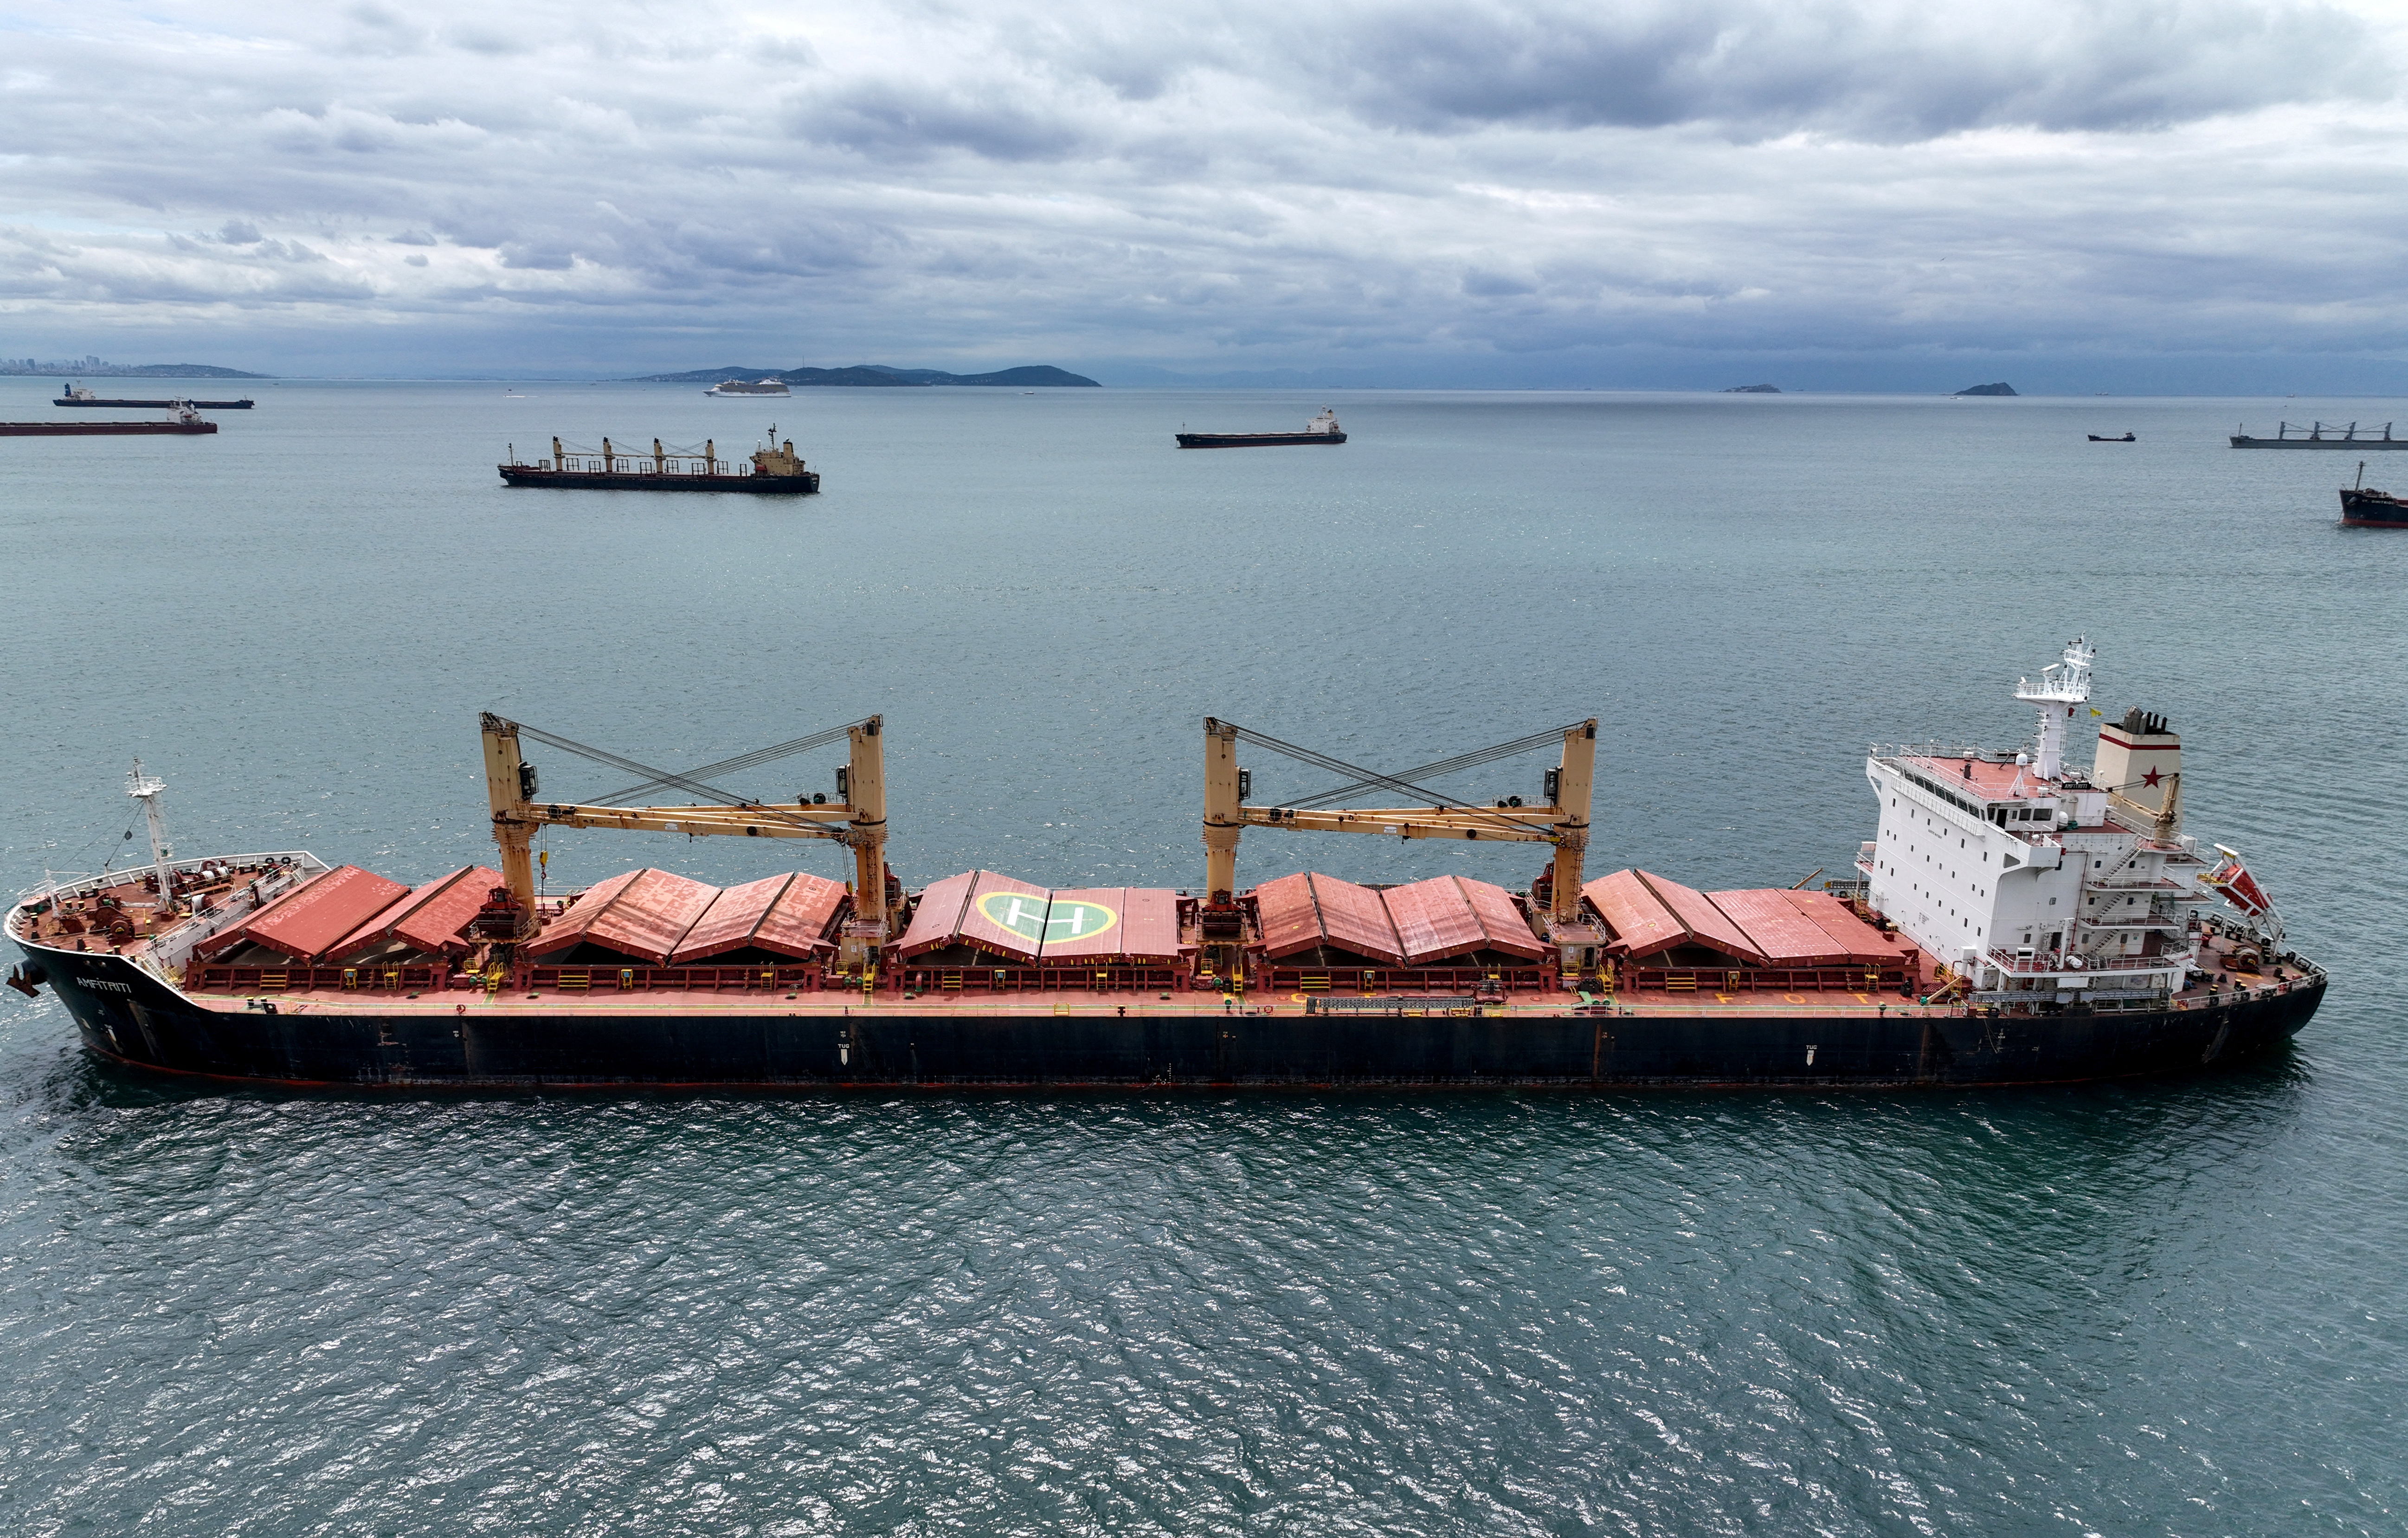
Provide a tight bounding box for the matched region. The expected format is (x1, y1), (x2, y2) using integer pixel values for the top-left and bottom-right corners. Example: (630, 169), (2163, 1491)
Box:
(2015, 637), (2094, 780)
(125, 760), (176, 908)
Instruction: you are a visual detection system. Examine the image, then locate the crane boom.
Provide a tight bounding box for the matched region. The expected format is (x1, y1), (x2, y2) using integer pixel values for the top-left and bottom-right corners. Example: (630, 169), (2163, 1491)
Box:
(1202, 716), (1599, 935)
(480, 713), (888, 943)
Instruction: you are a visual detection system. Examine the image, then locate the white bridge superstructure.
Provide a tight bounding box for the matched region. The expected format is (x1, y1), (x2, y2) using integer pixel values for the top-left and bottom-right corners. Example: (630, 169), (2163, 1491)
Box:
(1858, 640), (2259, 1006)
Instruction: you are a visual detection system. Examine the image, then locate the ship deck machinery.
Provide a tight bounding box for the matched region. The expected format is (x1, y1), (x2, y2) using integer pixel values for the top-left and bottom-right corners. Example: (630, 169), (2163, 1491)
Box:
(7, 660), (2324, 1090)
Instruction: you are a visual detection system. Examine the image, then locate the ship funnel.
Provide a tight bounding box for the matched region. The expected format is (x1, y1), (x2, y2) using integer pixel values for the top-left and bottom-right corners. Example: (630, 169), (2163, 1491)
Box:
(2096, 707), (2180, 820)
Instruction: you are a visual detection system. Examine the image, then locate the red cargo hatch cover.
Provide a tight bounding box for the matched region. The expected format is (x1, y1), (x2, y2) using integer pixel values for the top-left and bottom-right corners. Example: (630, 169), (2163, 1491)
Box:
(1781, 889), (1915, 966)
(1381, 875), (1542, 964)
(1638, 872), (1767, 964)
(529, 869), (716, 964)
(893, 870), (980, 959)
(1037, 887), (1182, 965)
(200, 865), (412, 963)
(1307, 874), (1405, 965)
(671, 872), (847, 964)
(1584, 869), (1683, 958)
(954, 872), (1053, 964)
(323, 864), (501, 961)
(1251, 872), (1323, 959)
(1382, 876), (1488, 964)
(1707, 888), (1851, 967)
(584, 869), (718, 965)
(1453, 876), (1546, 960)
(532, 868), (644, 956)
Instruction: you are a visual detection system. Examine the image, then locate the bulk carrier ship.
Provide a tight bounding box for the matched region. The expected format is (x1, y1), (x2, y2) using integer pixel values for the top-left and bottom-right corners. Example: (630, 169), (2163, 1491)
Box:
(6, 643), (2322, 1090)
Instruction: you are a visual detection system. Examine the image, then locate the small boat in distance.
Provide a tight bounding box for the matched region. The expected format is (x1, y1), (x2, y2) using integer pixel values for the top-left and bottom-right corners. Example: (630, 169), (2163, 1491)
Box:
(2088, 432), (2136, 442)
(1, 401), (218, 437)
(2340, 463), (2408, 527)
(707, 377), (791, 398)
(1176, 408), (1346, 449)
(54, 382), (252, 409)
(2233, 420), (2408, 449)
(499, 431), (819, 494)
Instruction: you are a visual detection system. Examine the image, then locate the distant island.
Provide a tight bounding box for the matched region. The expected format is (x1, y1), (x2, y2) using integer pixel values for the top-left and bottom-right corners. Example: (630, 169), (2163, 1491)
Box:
(1722, 383), (1781, 393)
(630, 363), (1100, 388)
(1954, 382), (2018, 396)
(0, 357), (267, 379)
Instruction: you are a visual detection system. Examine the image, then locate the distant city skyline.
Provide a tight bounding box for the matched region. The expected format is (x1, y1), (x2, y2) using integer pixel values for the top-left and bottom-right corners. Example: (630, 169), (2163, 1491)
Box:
(4, 0), (2405, 392)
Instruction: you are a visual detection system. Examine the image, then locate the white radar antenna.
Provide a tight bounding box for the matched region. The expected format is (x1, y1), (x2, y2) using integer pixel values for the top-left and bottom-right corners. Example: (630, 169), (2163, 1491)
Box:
(2014, 637), (2095, 781)
(126, 759), (177, 909)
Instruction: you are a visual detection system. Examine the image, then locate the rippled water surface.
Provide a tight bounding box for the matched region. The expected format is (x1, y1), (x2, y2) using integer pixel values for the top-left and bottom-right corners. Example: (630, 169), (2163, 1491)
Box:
(3, 383), (2404, 1534)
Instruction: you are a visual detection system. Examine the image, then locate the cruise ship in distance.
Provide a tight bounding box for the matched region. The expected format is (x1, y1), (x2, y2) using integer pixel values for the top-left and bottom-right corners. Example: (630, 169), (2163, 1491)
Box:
(707, 378), (790, 398)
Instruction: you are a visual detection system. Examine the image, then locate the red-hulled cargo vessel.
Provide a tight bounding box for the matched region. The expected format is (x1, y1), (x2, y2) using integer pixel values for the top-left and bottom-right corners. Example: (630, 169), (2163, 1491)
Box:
(6, 647), (2325, 1090)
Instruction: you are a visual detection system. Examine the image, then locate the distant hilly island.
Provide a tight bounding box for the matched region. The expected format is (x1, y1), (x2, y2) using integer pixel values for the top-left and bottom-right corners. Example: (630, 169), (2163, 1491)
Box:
(631, 364), (1099, 388)
(0, 360), (268, 378)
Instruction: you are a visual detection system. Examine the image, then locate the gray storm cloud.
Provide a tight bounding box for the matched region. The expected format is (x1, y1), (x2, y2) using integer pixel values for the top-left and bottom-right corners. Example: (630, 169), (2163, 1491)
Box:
(0, 0), (2401, 380)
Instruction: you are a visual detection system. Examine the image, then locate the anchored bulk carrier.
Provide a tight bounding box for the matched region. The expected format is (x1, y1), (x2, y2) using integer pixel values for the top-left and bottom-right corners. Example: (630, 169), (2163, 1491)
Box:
(6, 643), (2322, 1090)
(499, 433), (818, 494)
(2232, 420), (2408, 449)
(1176, 409), (1346, 448)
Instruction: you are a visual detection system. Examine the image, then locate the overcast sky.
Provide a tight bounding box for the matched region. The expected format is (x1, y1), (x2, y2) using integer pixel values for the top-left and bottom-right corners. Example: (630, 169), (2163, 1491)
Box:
(4, 0), (2406, 388)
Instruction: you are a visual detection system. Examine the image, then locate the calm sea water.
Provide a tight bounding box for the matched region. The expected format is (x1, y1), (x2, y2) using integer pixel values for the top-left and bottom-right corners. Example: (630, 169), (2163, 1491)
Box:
(2, 382), (2402, 1534)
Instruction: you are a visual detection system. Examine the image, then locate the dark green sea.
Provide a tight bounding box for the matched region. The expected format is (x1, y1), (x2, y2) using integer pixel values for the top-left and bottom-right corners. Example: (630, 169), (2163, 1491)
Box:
(2, 382), (2402, 1535)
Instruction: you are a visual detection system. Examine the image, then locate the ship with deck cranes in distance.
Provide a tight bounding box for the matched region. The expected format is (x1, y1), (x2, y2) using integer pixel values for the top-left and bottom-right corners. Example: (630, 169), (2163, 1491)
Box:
(5, 641), (2321, 1089)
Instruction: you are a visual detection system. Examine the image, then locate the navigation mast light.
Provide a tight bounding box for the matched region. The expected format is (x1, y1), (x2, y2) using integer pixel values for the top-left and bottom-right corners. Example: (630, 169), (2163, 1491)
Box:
(126, 759), (177, 907)
(2014, 637), (2096, 782)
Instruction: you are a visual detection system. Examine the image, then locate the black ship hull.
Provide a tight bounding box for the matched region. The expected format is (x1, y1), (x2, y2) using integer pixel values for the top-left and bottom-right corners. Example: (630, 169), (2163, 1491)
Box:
(56, 398), (252, 408)
(2232, 437), (2408, 449)
(2339, 488), (2408, 527)
(18, 940), (2324, 1092)
(500, 466), (819, 494)
(1175, 432), (1346, 448)
(0, 420), (215, 436)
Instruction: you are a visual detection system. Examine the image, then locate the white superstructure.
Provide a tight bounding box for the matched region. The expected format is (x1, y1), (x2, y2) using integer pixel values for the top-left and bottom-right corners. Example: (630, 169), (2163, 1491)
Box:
(1858, 640), (2251, 1008)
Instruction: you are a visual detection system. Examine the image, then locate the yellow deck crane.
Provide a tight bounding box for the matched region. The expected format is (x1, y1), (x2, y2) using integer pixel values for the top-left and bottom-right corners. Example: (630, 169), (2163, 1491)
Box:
(479, 712), (890, 972)
(1200, 716), (1604, 979)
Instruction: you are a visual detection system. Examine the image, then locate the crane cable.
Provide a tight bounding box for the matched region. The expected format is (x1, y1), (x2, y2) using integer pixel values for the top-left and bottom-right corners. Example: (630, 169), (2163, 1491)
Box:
(502, 718), (869, 831)
(1282, 725), (1575, 809)
(592, 722), (863, 805)
(1223, 721), (1579, 837)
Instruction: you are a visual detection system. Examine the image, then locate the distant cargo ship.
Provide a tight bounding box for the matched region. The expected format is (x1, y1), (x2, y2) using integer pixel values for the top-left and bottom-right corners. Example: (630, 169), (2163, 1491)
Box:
(499, 433), (819, 494)
(1177, 409), (1346, 448)
(707, 378), (790, 398)
(2232, 420), (2407, 448)
(55, 382), (252, 409)
(0, 402), (217, 437)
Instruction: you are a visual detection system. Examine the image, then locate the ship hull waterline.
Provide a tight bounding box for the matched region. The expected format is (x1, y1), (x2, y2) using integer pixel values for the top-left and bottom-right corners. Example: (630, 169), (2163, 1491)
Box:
(19, 939), (2323, 1093)
(499, 467), (819, 495)
(55, 398), (253, 409)
(0, 421), (217, 437)
(2232, 436), (2408, 449)
(2338, 489), (2408, 528)
(1175, 433), (1347, 448)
